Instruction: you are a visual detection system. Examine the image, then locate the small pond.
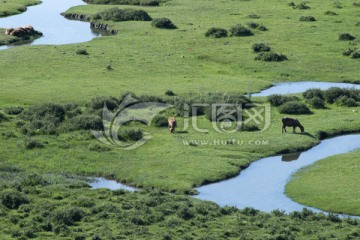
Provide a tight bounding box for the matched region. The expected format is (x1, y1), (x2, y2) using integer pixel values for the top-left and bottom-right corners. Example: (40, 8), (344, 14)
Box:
(195, 134), (360, 216)
(252, 81), (360, 97)
(89, 177), (137, 192)
(0, 0), (102, 50)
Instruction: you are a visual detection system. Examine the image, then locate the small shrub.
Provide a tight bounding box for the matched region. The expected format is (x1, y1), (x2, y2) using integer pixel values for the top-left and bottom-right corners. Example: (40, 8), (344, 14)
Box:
(351, 51), (360, 59)
(0, 131), (17, 139)
(278, 101), (312, 114)
(22, 173), (48, 186)
(325, 10), (337, 16)
(0, 112), (8, 122)
(268, 94), (300, 106)
(247, 22), (267, 31)
(93, 8), (152, 22)
(153, 115), (168, 127)
(64, 114), (103, 131)
(76, 49), (88, 55)
(356, 21), (360, 26)
(51, 207), (85, 226)
(248, 14), (261, 19)
(323, 87), (349, 103)
(229, 24), (253, 37)
(339, 33), (356, 41)
(353, 2), (360, 7)
(252, 43), (271, 52)
(0, 190), (29, 209)
(89, 143), (112, 152)
(335, 96), (358, 107)
(151, 18), (176, 29)
(240, 123), (260, 131)
(24, 138), (45, 149)
(303, 88), (324, 99)
(343, 48), (356, 56)
(293, 2), (310, 9)
(119, 128), (143, 141)
(307, 97), (326, 109)
(300, 16), (316, 21)
(4, 106), (24, 115)
(88, 96), (119, 111)
(255, 52), (288, 62)
(165, 90), (176, 96)
(205, 27), (228, 38)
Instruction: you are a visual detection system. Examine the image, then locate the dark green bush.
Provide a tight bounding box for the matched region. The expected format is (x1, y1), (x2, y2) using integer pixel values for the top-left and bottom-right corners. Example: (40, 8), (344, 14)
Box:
(229, 24), (253, 37)
(353, 2), (360, 7)
(292, 2), (310, 9)
(239, 123), (260, 131)
(205, 27), (228, 38)
(247, 22), (267, 31)
(24, 138), (45, 149)
(151, 18), (177, 29)
(255, 52), (288, 61)
(22, 173), (48, 186)
(325, 11), (337, 16)
(89, 143), (112, 152)
(300, 16), (316, 21)
(76, 49), (88, 55)
(323, 87), (353, 103)
(88, 96), (119, 111)
(351, 51), (360, 59)
(0, 190), (29, 209)
(278, 101), (312, 114)
(153, 115), (168, 127)
(307, 97), (326, 109)
(84, 0), (162, 6)
(119, 128), (143, 141)
(252, 43), (271, 52)
(339, 33), (356, 41)
(335, 96), (358, 107)
(267, 94), (300, 106)
(165, 90), (176, 96)
(0, 112), (8, 122)
(93, 8), (152, 22)
(248, 14), (261, 19)
(65, 114), (103, 131)
(303, 88), (324, 99)
(51, 207), (85, 226)
(4, 106), (24, 115)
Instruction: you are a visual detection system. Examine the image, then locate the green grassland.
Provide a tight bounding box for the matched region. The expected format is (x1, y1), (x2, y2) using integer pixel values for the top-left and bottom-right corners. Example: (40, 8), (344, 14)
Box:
(0, 0), (360, 239)
(0, 0), (40, 18)
(0, 0), (359, 105)
(286, 149), (360, 216)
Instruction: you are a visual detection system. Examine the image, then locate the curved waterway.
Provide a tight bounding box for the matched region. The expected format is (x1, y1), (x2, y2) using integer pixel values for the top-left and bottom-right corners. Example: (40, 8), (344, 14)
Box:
(252, 81), (360, 97)
(194, 134), (360, 216)
(0, 0), (102, 50)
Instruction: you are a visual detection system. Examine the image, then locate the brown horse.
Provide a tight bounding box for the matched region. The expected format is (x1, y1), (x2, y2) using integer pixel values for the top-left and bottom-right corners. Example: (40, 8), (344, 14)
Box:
(168, 117), (176, 133)
(282, 117), (304, 133)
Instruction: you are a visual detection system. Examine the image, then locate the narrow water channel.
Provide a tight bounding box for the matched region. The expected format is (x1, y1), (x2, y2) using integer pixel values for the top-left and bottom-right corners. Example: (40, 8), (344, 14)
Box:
(194, 134), (360, 215)
(0, 0), (101, 50)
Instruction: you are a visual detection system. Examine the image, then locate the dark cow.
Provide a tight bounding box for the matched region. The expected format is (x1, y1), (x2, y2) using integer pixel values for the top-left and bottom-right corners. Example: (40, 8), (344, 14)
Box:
(168, 117), (176, 133)
(282, 117), (304, 133)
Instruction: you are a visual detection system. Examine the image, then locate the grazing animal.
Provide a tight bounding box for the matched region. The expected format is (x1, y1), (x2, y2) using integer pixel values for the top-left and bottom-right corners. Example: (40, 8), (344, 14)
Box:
(168, 117), (176, 133)
(282, 117), (304, 133)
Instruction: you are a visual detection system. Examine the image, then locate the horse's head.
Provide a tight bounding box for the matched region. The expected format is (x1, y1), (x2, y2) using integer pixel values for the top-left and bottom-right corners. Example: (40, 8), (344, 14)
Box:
(299, 125), (305, 133)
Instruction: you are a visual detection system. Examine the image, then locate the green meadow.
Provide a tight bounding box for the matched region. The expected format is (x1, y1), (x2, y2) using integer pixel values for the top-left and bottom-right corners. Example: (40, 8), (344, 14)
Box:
(0, 0), (360, 239)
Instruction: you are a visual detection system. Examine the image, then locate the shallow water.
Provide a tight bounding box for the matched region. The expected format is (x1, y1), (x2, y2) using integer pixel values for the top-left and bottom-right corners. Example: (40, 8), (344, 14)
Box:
(0, 0), (101, 50)
(252, 81), (360, 97)
(195, 134), (360, 215)
(89, 177), (137, 191)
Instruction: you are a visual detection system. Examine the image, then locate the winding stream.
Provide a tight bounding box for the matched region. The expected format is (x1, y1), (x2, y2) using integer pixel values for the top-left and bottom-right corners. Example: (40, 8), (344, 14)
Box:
(252, 81), (360, 97)
(195, 134), (360, 215)
(0, 0), (101, 50)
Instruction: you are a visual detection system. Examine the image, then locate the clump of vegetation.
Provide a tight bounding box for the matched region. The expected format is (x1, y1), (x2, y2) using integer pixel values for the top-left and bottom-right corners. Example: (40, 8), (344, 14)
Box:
(118, 128), (143, 141)
(51, 207), (85, 226)
(87, 96), (119, 111)
(268, 94), (300, 106)
(303, 88), (324, 99)
(247, 22), (268, 31)
(165, 90), (176, 96)
(0, 112), (8, 122)
(255, 52), (288, 62)
(289, 2), (310, 9)
(353, 2), (360, 7)
(205, 27), (228, 38)
(300, 16), (316, 21)
(306, 97), (326, 109)
(4, 106), (24, 115)
(229, 24), (253, 37)
(76, 49), (88, 55)
(83, 0), (163, 6)
(248, 14), (261, 19)
(89, 143), (112, 152)
(152, 115), (168, 127)
(24, 138), (45, 149)
(339, 33), (356, 41)
(325, 10), (338, 16)
(151, 18), (177, 29)
(335, 96), (358, 107)
(252, 43), (271, 52)
(323, 87), (360, 103)
(278, 101), (312, 114)
(93, 8), (152, 22)
(0, 190), (29, 209)
(64, 114), (103, 131)
(239, 123), (260, 131)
